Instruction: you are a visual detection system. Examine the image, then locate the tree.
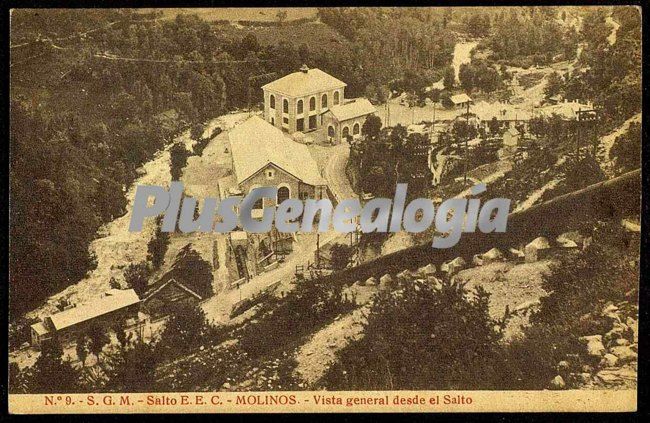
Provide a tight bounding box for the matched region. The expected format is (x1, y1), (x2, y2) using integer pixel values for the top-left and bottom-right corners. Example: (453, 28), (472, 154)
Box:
(87, 324), (110, 363)
(610, 122), (641, 175)
(104, 341), (158, 392)
(544, 72), (564, 99)
(124, 262), (150, 296)
(330, 243), (354, 271)
(443, 66), (455, 90)
(488, 117), (501, 135)
(156, 302), (210, 358)
(467, 13), (490, 38)
(451, 120), (478, 143)
(170, 142), (188, 181)
(276, 10), (288, 24)
(190, 123), (205, 141)
(25, 339), (79, 393)
(162, 245), (214, 298)
(147, 216), (169, 271)
(361, 115), (382, 141)
(75, 332), (89, 367)
(458, 63), (474, 92)
(240, 33), (260, 53)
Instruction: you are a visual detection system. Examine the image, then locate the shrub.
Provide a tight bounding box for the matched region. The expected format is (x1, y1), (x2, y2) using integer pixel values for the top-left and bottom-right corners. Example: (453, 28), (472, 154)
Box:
(323, 279), (509, 390)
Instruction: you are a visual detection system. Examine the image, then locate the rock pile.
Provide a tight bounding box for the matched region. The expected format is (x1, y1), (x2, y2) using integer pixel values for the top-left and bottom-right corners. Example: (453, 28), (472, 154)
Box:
(548, 301), (638, 390)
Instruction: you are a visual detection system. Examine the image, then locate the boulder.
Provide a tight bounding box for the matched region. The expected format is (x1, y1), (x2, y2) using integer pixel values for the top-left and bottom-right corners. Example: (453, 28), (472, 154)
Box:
(483, 247), (504, 262)
(578, 372), (592, 384)
(595, 367), (637, 385)
(420, 263), (437, 276)
(379, 274), (394, 290)
(525, 237), (551, 262)
(509, 247), (525, 259)
(396, 270), (412, 284)
(441, 257), (467, 275)
(579, 335), (605, 357)
(557, 360), (570, 373)
(549, 375), (565, 390)
(604, 325), (626, 343)
(601, 353), (618, 367)
(556, 231), (584, 248)
(472, 248), (504, 266)
(609, 346), (637, 364)
(365, 277), (377, 286)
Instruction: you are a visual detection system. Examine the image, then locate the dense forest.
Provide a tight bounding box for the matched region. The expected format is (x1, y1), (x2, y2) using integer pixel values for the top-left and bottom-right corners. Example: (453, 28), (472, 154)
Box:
(10, 8), (457, 317)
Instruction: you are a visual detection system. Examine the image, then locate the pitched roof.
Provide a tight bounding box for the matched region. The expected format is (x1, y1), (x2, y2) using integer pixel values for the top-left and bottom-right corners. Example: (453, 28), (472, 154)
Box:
(228, 116), (326, 186)
(31, 321), (49, 336)
(537, 101), (593, 120)
(450, 93), (472, 104)
(48, 289), (140, 331)
(142, 278), (203, 303)
(328, 98), (376, 122)
(262, 67), (346, 97)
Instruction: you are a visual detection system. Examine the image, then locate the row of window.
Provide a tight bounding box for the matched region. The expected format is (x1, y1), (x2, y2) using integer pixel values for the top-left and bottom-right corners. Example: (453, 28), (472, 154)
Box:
(251, 186), (311, 209)
(269, 91), (340, 113)
(327, 123), (360, 139)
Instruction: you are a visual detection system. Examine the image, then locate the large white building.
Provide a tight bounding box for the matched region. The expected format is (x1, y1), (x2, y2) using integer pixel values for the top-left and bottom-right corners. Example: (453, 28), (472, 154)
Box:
(262, 65), (347, 133)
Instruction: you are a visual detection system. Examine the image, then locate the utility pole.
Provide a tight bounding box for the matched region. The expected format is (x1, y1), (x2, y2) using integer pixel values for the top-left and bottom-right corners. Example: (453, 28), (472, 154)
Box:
(464, 100), (470, 185)
(430, 101), (436, 144)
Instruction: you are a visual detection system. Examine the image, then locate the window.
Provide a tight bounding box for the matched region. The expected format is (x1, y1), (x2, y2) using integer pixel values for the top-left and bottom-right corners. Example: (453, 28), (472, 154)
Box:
(297, 99), (303, 114)
(266, 169), (275, 179)
(297, 118), (304, 132)
(277, 186), (290, 203)
(322, 94), (328, 108)
(334, 91), (340, 105)
(250, 187), (264, 209)
(342, 126), (350, 139)
(283, 99), (289, 114)
(309, 96), (316, 111)
(353, 122), (360, 135)
(269, 94), (275, 109)
(283, 117), (289, 125)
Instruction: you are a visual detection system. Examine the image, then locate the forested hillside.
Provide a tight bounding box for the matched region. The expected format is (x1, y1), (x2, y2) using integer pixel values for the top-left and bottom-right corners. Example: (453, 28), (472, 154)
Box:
(10, 8), (457, 317)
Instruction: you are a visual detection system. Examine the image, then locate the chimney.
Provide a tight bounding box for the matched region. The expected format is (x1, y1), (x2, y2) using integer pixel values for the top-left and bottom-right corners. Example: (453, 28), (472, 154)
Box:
(300, 64), (309, 74)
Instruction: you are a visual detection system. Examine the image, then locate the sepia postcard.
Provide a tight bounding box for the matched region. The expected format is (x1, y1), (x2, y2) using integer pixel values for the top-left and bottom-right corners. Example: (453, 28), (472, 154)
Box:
(8, 5), (642, 414)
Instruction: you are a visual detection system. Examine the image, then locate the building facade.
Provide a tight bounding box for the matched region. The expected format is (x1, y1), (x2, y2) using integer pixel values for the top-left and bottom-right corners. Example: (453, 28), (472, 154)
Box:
(225, 115), (328, 210)
(322, 98), (377, 144)
(262, 65), (346, 133)
(30, 289), (140, 347)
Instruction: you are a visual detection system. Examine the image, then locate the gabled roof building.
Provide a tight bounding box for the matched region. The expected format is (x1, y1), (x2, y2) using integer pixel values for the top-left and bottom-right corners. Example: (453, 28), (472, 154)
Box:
(262, 65), (347, 134)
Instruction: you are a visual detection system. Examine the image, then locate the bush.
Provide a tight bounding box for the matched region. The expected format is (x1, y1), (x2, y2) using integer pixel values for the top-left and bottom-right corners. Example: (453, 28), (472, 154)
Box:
(330, 243), (354, 271)
(155, 302), (211, 359)
(323, 279), (509, 390)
